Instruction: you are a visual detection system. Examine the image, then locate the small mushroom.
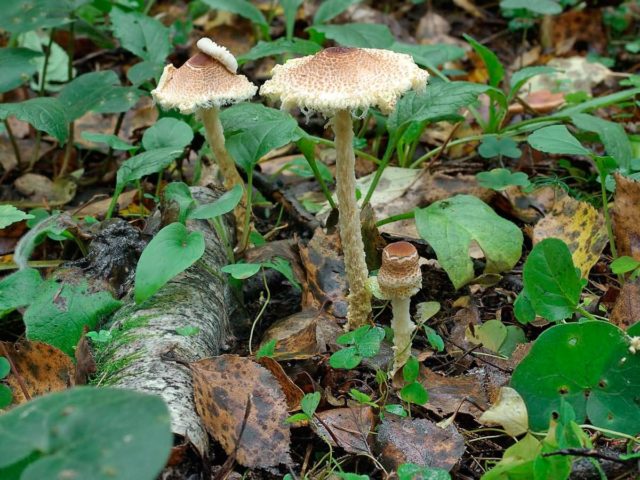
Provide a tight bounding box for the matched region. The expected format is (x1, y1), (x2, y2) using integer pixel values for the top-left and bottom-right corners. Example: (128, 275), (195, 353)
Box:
(260, 47), (428, 329)
(377, 241), (422, 374)
(151, 38), (257, 243)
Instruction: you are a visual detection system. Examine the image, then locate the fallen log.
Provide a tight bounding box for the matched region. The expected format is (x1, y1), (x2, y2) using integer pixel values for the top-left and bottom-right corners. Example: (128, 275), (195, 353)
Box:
(93, 186), (242, 456)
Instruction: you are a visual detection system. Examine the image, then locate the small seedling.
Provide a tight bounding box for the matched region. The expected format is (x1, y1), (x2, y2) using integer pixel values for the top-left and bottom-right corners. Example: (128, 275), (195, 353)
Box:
(329, 325), (385, 369)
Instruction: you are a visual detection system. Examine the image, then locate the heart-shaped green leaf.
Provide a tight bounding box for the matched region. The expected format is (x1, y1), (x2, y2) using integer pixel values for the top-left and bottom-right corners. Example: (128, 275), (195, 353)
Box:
(135, 223), (205, 303)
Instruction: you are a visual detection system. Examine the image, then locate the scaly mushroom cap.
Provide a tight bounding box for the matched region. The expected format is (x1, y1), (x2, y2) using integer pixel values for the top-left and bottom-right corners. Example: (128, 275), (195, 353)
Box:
(260, 47), (429, 116)
(151, 38), (257, 114)
(378, 241), (422, 299)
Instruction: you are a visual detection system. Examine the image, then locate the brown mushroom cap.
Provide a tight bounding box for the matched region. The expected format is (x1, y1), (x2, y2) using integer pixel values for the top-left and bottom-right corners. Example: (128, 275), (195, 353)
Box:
(260, 47), (429, 116)
(151, 38), (257, 114)
(378, 241), (422, 299)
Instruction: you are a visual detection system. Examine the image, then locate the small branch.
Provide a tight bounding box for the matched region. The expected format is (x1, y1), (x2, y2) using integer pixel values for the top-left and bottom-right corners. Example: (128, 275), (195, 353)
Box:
(542, 448), (632, 464)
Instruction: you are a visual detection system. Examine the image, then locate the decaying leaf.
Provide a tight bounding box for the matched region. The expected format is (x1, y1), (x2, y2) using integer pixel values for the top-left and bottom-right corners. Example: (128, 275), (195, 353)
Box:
(525, 56), (614, 94)
(258, 356), (304, 411)
(532, 194), (607, 278)
(14, 173), (77, 206)
(312, 406), (374, 455)
(610, 279), (640, 330)
(613, 173), (640, 260)
(1, 340), (74, 405)
(376, 417), (465, 471)
(74, 329), (96, 385)
(190, 354), (291, 468)
(420, 367), (489, 418)
(259, 308), (325, 360)
(479, 386), (529, 437)
(496, 186), (561, 224)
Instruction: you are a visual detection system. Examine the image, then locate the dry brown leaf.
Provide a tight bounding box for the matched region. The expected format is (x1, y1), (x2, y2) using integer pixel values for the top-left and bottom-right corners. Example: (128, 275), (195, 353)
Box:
(258, 357), (304, 411)
(420, 367), (489, 418)
(260, 309), (325, 360)
(190, 354), (291, 468)
(613, 173), (640, 260)
(74, 329), (96, 385)
(2, 340), (74, 405)
(610, 279), (640, 330)
(496, 186), (561, 223)
(312, 406), (374, 455)
(508, 90), (566, 114)
(73, 190), (138, 218)
(14, 173), (77, 206)
(376, 417), (465, 472)
(532, 194), (608, 278)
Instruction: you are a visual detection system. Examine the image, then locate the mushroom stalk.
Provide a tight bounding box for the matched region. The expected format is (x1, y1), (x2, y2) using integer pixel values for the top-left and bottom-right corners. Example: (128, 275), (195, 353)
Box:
(199, 106), (248, 245)
(390, 297), (416, 374)
(333, 109), (372, 328)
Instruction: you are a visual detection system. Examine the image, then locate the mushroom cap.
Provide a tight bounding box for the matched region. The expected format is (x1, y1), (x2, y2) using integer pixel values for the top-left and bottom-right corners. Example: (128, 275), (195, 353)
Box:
(378, 241), (422, 299)
(260, 47), (429, 116)
(151, 38), (257, 114)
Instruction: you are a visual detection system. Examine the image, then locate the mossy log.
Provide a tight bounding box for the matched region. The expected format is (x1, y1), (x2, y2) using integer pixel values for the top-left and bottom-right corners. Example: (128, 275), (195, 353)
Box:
(94, 187), (242, 456)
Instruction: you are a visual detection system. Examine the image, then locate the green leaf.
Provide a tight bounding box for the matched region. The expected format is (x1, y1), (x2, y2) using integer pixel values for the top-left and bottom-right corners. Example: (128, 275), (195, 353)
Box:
(415, 195), (523, 289)
(424, 326), (444, 352)
(58, 71), (121, 122)
(126, 61), (163, 87)
(201, 0), (267, 25)
(498, 325), (526, 358)
(308, 23), (395, 49)
(188, 184), (243, 220)
(500, 0), (562, 15)
(263, 257), (301, 291)
(0, 205), (34, 229)
(511, 321), (640, 435)
(220, 103), (301, 172)
(116, 147), (183, 189)
(280, 0), (303, 39)
(329, 346), (361, 369)
(0, 385), (12, 409)
(135, 223), (205, 303)
(388, 82), (489, 135)
(110, 8), (170, 63)
(478, 137), (522, 159)
(528, 125), (591, 156)
(24, 281), (121, 357)
(238, 38), (322, 64)
(175, 325), (200, 336)
(383, 404), (408, 417)
(221, 263), (261, 279)
(476, 168), (530, 191)
(0, 0), (88, 34)
(509, 66), (556, 101)
(349, 389), (372, 404)
(513, 291), (536, 325)
(93, 86), (143, 114)
(256, 339), (276, 359)
(0, 387), (172, 479)
(163, 182), (195, 223)
(402, 356), (420, 383)
(611, 256), (640, 274)
(522, 238), (582, 321)
(397, 464), (451, 480)
(142, 118), (193, 151)
(286, 412), (310, 423)
(571, 113), (633, 169)
(0, 357), (10, 379)
(0, 268), (42, 317)
(0, 48), (43, 94)
(463, 34), (505, 88)
(0, 98), (68, 143)
(301, 392), (321, 417)
(389, 42), (465, 69)
(415, 301), (441, 324)
(356, 326), (385, 357)
(313, 0), (360, 24)
(400, 382), (428, 405)
(468, 319), (508, 353)
(482, 433), (540, 480)
(80, 132), (137, 151)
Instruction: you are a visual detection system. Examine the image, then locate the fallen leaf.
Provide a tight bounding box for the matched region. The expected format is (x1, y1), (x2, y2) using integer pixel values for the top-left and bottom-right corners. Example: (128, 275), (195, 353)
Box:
(420, 366), (489, 418)
(376, 417), (465, 471)
(532, 194), (607, 278)
(74, 329), (96, 385)
(190, 354), (291, 468)
(73, 190), (138, 218)
(312, 406), (374, 455)
(479, 386), (529, 437)
(610, 278), (640, 330)
(613, 173), (640, 260)
(525, 57), (614, 94)
(2, 340), (74, 405)
(508, 90), (566, 114)
(495, 186), (561, 223)
(14, 173), (77, 206)
(258, 357), (304, 411)
(259, 309), (329, 360)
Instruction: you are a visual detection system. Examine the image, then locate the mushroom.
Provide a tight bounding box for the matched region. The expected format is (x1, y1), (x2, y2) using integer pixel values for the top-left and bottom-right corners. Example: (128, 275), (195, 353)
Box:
(260, 47), (428, 329)
(151, 38), (257, 243)
(377, 241), (422, 374)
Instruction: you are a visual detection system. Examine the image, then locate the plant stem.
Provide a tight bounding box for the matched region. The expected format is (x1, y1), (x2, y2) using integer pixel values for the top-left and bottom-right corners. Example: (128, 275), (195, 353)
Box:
(307, 135), (381, 165)
(599, 170), (618, 259)
(362, 132), (399, 207)
(60, 20), (75, 178)
(376, 211), (415, 227)
(240, 168), (254, 251)
(30, 31), (56, 170)
(4, 119), (21, 166)
(248, 267), (271, 356)
(333, 109), (372, 329)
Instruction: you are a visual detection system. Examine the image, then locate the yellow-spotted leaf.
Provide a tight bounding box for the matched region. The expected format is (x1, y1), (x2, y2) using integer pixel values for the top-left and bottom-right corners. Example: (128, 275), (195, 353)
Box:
(532, 195), (607, 277)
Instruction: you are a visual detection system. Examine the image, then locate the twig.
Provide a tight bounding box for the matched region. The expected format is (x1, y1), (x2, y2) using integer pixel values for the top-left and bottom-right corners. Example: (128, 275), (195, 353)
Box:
(424, 120), (464, 171)
(542, 448), (632, 464)
(4, 119), (21, 167)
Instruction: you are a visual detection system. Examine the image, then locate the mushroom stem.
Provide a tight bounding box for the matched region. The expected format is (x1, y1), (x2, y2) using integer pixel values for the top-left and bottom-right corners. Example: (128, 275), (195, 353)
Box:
(390, 297), (416, 374)
(199, 106), (247, 245)
(333, 109), (372, 329)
